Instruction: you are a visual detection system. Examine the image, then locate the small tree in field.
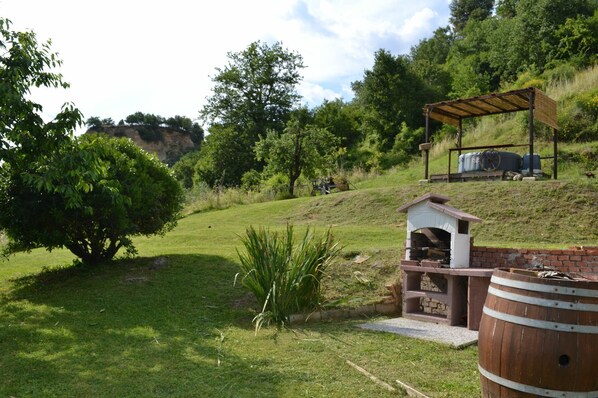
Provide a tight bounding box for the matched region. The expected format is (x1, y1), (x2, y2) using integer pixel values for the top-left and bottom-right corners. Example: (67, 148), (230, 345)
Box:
(0, 134), (183, 264)
(255, 113), (339, 196)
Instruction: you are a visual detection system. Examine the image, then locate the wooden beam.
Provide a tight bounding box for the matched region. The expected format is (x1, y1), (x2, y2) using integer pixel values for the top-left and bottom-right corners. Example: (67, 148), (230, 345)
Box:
(553, 128), (558, 180)
(425, 109), (430, 180)
(528, 90), (535, 176)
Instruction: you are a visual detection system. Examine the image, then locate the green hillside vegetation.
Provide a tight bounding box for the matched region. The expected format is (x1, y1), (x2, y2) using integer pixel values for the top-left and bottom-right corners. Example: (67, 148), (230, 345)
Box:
(161, 0), (598, 195)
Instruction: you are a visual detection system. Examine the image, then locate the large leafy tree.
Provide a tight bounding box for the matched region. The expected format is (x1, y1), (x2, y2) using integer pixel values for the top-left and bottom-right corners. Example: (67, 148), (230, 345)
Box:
(447, 18), (499, 97)
(200, 41), (305, 140)
(194, 124), (257, 187)
(0, 18), (183, 265)
(449, 0), (494, 32)
(410, 26), (455, 100)
(312, 99), (364, 169)
(255, 109), (339, 196)
(487, 0), (596, 81)
(352, 49), (433, 151)
(0, 18), (81, 165)
(1, 135), (183, 264)
(313, 99), (362, 149)
(198, 41), (304, 184)
(555, 10), (598, 66)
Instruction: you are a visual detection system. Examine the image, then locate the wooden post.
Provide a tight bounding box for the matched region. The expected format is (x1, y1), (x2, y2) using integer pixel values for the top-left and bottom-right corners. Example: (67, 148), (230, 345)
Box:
(424, 109), (430, 180)
(553, 128), (558, 179)
(457, 119), (463, 156)
(528, 91), (535, 177)
(448, 150), (451, 183)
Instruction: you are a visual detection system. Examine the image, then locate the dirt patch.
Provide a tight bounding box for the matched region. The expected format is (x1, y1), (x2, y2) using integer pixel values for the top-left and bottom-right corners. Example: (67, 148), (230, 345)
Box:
(232, 292), (259, 310)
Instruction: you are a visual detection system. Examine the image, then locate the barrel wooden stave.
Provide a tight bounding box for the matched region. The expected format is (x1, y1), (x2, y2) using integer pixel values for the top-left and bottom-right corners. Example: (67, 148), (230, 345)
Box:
(478, 269), (598, 397)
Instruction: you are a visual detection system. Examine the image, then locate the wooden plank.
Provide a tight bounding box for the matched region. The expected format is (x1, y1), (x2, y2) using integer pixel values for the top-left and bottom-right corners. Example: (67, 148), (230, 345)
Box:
(396, 379), (431, 398)
(345, 360), (396, 393)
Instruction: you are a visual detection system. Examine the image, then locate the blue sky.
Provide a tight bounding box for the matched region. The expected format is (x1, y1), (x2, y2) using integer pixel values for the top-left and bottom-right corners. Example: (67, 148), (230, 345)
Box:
(1, 0), (451, 132)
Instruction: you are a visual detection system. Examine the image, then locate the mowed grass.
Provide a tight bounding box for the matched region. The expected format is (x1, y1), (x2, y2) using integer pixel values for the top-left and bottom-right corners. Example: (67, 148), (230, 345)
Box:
(2, 177), (598, 397)
(0, 190), (480, 398)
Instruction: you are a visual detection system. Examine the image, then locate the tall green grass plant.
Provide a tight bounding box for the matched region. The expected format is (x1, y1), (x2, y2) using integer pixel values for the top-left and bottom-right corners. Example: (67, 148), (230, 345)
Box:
(236, 225), (339, 331)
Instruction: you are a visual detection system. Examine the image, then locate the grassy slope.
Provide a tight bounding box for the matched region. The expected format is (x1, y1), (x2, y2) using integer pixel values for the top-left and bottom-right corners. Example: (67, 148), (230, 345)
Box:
(0, 199), (478, 398)
(2, 178), (597, 397)
(1, 67), (597, 398)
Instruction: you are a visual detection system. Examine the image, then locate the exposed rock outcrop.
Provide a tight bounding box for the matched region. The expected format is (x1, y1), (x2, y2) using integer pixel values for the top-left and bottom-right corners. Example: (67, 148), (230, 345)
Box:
(86, 125), (197, 165)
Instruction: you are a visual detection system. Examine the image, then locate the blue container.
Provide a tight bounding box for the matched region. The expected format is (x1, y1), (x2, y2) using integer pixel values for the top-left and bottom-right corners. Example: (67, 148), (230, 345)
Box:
(495, 152), (522, 172)
(522, 153), (541, 171)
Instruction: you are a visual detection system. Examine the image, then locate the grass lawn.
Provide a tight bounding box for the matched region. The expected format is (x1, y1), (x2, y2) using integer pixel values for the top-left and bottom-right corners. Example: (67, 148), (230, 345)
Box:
(0, 192), (483, 398)
(2, 175), (597, 397)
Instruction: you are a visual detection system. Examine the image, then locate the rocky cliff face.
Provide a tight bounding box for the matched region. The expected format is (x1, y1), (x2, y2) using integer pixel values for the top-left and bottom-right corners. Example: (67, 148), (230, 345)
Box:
(86, 125), (198, 165)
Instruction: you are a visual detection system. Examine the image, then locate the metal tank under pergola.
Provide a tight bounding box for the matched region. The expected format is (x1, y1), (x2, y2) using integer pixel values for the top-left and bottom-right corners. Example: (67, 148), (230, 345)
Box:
(421, 87), (559, 182)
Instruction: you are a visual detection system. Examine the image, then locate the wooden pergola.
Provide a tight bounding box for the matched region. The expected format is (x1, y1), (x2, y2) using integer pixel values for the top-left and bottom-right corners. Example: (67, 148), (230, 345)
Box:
(421, 87), (558, 181)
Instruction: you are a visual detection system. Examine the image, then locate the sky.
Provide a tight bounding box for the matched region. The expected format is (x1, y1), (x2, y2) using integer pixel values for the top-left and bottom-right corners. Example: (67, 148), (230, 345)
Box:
(1, 0), (451, 133)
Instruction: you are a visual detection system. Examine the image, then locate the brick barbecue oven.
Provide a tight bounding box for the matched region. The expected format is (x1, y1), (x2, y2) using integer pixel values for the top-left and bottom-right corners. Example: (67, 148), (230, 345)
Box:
(398, 193), (493, 330)
(398, 193), (481, 268)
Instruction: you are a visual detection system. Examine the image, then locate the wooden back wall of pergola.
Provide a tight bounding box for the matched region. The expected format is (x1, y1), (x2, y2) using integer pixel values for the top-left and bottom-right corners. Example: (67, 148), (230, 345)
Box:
(422, 87), (558, 181)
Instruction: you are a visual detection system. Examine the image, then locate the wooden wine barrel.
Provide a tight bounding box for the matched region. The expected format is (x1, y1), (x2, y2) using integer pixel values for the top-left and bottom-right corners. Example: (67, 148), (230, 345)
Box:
(478, 268), (598, 397)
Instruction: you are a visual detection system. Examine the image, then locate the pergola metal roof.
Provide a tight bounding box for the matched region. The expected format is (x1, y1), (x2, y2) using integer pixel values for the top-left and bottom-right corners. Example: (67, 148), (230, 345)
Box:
(424, 87), (558, 130)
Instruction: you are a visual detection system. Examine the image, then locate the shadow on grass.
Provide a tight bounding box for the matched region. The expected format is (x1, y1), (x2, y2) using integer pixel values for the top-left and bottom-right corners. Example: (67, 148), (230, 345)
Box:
(0, 254), (279, 397)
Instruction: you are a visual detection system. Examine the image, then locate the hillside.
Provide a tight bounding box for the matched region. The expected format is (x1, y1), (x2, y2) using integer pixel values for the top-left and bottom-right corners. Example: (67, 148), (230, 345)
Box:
(288, 180), (598, 247)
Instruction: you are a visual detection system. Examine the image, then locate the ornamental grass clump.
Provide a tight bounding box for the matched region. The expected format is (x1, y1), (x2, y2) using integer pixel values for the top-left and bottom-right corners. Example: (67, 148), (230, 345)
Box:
(237, 224), (339, 332)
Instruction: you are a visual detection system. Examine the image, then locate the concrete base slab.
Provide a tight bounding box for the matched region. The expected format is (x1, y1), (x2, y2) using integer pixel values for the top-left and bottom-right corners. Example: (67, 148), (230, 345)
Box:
(358, 317), (478, 349)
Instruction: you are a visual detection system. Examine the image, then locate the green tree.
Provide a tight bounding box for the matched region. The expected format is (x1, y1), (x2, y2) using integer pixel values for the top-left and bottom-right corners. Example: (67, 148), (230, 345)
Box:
(255, 111), (339, 196)
(449, 0), (494, 32)
(143, 113), (164, 127)
(199, 41), (305, 183)
(555, 10), (598, 66)
(410, 26), (455, 99)
(190, 123), (204, 145)
(172, 149), (202, 189)
(313, 99), (362, 149)
(0, 134), (183, 264)
(194, 124), (256, 187)
(489, 0), (595, 80)
(496, 0), (519, 19)
(165, 115), (193, 131)
(352, 49), (432, 151)
(312, 99), (364, 169)
(164, 115), (204, 146)
(200, 41), (305, 140)
(0, 18), (81, 165)
(125, 112), (145, 125)
(447, 18), (499, 97)
(86, 116), (103, 130)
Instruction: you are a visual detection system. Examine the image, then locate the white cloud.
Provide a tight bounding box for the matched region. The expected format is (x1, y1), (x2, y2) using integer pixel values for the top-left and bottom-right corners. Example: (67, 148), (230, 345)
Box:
(298, 81), (342, 107)
(1, 0), (450, 133)
(399, 8), (439, 41)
